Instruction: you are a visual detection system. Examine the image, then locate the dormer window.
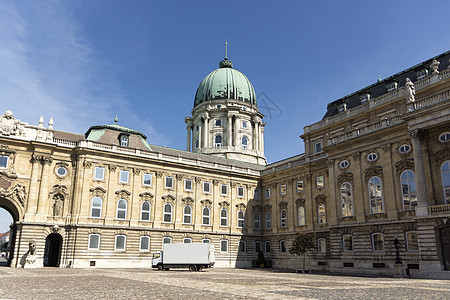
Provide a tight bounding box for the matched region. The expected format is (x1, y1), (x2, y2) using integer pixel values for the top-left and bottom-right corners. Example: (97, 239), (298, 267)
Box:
(416, 69), (428, 80)
(313, 140), (322, 154)
(386, 82), (398, 92)
(337, 103), (347, 113)
(360, 93), (370, 104)
(118, 133), (130, 147)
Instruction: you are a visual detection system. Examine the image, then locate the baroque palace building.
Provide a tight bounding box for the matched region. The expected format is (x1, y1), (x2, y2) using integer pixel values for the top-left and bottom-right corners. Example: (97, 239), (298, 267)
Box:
(0, 50), (449, 276)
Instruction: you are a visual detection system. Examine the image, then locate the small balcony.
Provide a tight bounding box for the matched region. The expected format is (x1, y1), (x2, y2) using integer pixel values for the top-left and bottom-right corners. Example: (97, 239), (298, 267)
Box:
(428, 204), (450, 215)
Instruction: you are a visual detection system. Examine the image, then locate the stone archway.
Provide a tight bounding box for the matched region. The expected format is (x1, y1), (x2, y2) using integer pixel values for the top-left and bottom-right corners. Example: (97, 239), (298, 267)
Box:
(0, 195), (22, 267)
(43, 233), (62, 267)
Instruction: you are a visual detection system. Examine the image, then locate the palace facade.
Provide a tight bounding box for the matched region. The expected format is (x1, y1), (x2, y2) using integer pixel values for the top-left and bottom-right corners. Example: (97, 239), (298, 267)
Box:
(0, 51), (449, 277)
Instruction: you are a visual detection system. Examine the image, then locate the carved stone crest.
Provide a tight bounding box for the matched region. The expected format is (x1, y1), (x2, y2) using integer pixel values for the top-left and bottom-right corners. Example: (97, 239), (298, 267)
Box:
(0, 110), (24, 137)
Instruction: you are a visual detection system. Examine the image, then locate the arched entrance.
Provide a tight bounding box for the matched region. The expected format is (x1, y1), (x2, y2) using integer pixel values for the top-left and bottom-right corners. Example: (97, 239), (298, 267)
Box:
(0, 197), (21, 267)
(44, 233), (62, 267)
(440, 226), (450, 270)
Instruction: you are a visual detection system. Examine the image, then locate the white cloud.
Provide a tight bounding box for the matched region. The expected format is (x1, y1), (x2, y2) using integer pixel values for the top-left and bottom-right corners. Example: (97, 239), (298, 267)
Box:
(0, 1), (167, 145)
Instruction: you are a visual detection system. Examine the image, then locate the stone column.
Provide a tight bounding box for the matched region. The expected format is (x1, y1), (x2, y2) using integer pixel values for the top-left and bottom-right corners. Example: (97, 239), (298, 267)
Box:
(198, 122), (202, 150)
(260, 124), (265, 153)
(36, 156), (53, 219)
(25, 155), (41, 216)
(409, 129), (429, 216)
(203, 113), (209, 148)
(227, 115), (233, 147)
(234, 115), (239, 148)
(254, 119), (260, 151)
(186, 125), (191, 152)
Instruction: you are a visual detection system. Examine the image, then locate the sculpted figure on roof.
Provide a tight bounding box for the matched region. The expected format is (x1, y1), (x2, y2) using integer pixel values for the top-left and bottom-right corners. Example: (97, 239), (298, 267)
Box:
(404, 78), (415, 102)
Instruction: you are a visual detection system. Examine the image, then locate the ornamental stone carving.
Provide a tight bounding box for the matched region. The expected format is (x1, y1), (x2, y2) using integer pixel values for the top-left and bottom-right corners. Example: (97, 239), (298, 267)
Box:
(430, 59), (440, 75)
(337, 172), (353, 186)
(139, 191), (154, 199)
(314, 194), (326, 205)
(395, 158), (415, 174)
(89, 186), (107, 196)
(219, 201), (230, 208)
(295, 198), (305, 207)
(162, 194), (176, 202)
(408, 129), (424, 140)
(235, 202), (246, 209)
(263, 204), (272, 211)
(0, 183), (27, 206)
(0, 110), (24, 137)
(182, 196), (194, 204)
(404, 78), (415, 102)
(52, 194), (64, 217)
(364, 165), (384, 181)
(115, 189), (131, 199)
(201, 199), (212, 206)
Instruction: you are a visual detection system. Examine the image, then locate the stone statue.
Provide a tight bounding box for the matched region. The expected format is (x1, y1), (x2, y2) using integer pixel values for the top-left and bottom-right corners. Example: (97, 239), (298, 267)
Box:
(404, 78), (415, 102)
(13, 184), (26, 205)
(430, 59), (440, 75)
(24, 239), (37, 265)
(52, 194), (64, 217)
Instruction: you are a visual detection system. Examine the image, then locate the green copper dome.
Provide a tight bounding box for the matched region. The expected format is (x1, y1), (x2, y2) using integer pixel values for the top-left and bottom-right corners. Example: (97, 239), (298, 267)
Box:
(194, 58), (257, 108)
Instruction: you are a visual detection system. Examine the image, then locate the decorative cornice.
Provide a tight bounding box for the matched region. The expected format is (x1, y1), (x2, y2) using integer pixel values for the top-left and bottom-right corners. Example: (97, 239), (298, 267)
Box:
(139, 191), (154, 199)
(394, 158), (414, 174)
(162, 194), (176, 201)
(201, 199), (213, 206)
(314, 194), (326, 205)
(364, 165), (384, 180)
(89, 186), (106, 194)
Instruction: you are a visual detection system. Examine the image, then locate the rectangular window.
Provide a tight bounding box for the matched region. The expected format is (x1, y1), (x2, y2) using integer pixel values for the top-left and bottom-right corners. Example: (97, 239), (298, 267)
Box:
(183, 238), (192, 243)
(406, 231), (419, 251)
(94, 166), (105, 180)
(254, 189), (260, 200)
(184, 179), (193, 191)
(416, 69), (428, 80)
(120, 136), (129, 147)
(242, 121), (247, 128)
(360, 93), (370, 104)
(119, 170), (129, 184)
(314, 141), (322, 154)
(264, 241), (271, 253)
(115, 235), (126, 251)
(140, 236), (150, 251)
(163, 237), (172, 244)
(342, 235), (353, 252)
(238, 186), (245, 198)
(386, 82), (398, 92)
(88, 234), (100, 250)
(202, 239), (210, 243)
(203, 182), (210, 193)
(0, 156), (8, 169)
(143, 173), (152, 186)
(280, 184), (286, 196)
(165, 176), (173, 189)
(317, 238), (326, 253)
(265, 188), (271, 199)
(221, 184), (228, 196)
(297, 180), (304, 192)
(220, 240), (228, 252)
(316, 176), (324, 188)
(215, 119), (222, 127)
(372, 233), (384, 251)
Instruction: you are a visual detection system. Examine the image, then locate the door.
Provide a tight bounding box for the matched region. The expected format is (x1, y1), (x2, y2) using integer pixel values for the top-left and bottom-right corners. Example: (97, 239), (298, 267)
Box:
(44, 233), (62, 267)
(440, 226), (450, 270)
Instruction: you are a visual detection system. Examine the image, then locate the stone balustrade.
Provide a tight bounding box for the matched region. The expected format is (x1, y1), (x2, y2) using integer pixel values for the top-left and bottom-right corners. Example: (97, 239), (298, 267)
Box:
(407, 89), (450, 112)
(428, 204), (450, 215)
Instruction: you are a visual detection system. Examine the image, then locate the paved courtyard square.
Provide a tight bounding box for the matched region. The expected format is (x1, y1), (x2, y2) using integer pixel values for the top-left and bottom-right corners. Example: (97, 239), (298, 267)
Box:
(0, 267), (448, 300)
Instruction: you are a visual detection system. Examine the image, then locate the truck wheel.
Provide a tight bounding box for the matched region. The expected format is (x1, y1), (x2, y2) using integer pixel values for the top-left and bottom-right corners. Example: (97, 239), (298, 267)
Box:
(157, 264), (164, 271)
(196, 265), (203, 271)
(189, 265), (197, 271)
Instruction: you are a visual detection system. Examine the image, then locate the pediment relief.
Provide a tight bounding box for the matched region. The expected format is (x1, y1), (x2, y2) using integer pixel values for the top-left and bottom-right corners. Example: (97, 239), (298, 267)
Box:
(89, 186), (106, 195)
(139, 191), (154, 199)
(364, 165), (384, 180)
(50, 184), (68, 198)
(314, 194), (326, 204)
(337, 172), (353, 185)
(162, 194), (176, 202)
(394, 158), (414, 174)
(115, 189), (131, 199)
(182, 196), (194, 204)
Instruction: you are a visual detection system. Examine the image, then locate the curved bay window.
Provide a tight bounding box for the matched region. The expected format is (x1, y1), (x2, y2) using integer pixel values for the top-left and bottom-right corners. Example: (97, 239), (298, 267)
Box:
(340, 182), (353, 217)
(401, 170), (417, 210)
(368, 176), (384, 214)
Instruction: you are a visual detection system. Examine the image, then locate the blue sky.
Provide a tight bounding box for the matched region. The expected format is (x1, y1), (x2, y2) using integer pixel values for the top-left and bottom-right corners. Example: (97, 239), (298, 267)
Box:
(0, 0), (449, 232)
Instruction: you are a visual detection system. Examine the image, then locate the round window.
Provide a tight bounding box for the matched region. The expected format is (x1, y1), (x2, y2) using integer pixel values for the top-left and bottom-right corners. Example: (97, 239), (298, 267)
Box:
(367, 153), (378, 162)
(216, 104), (221, 109)
(56, 166), (67, 177)
(439, 132), (450, 143)
(339, 160), (349, 169)
(398, 144), (411, 154)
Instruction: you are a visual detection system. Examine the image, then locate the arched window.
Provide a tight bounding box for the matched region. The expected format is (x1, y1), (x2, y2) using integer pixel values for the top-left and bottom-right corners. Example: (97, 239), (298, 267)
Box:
(116, 199), (127, 220)
(368, 176), (384, 214)
(265, 212), (271, 229)
(238, 240), (246, 253)
(183, 237), (192, 243)
(317, 204), (326, 224)
(254, 212), (261, 229)
(280, 209), (287, 228)
(220, 208), (228, 227)
(90, 196), (102, 218)
(297, 206), (305, 226)
(340, 182), (353, 217)
(280, 240), (287, 253)
(162, 236), (172, 244)
(401, 170), (417, 210)
(202, 207), (210, 225)
(264, 241), (271, 253)
(237, 210), (245, 228)
(195, 139), (199, 149)
(141, 201), (151, 221)
(441, 161), (450, 204)
(242, 136), (248, 149)
(215, 135), (222, 147)
(163, 203), (172, 223)
(183, 205), (192, 224)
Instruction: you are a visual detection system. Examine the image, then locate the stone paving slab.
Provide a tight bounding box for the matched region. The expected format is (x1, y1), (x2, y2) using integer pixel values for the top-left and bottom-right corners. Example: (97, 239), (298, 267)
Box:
(0, 267), (449, 300)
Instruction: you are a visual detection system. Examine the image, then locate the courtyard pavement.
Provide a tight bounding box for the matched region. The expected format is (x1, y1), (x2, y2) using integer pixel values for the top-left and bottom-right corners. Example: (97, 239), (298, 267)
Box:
(0, 267), (449, 300)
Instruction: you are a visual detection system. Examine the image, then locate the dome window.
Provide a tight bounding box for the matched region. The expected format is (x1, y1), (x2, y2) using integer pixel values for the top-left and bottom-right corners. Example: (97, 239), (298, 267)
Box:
(399, 144), (411, 154)
(242, 136), (248, 149)
(216, 104), (221, 109)
(242, 106), (247, 111)
(339, 160), (349, 169)
(215, 135), (223, 147)
(215, 119), (222, 127)
(367, 153), (378, 162)
(56, 166), (67, 177)
(242, 121), (248, 129)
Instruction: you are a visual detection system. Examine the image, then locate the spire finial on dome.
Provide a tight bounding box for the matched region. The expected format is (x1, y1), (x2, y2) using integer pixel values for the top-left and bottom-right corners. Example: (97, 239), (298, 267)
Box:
(225, 39), (228, 59)
(114, 114), (118, 124)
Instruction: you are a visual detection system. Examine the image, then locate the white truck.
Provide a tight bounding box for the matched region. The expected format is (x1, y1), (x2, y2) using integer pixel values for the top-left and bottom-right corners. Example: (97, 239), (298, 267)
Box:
(152, 243), (215, 271)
